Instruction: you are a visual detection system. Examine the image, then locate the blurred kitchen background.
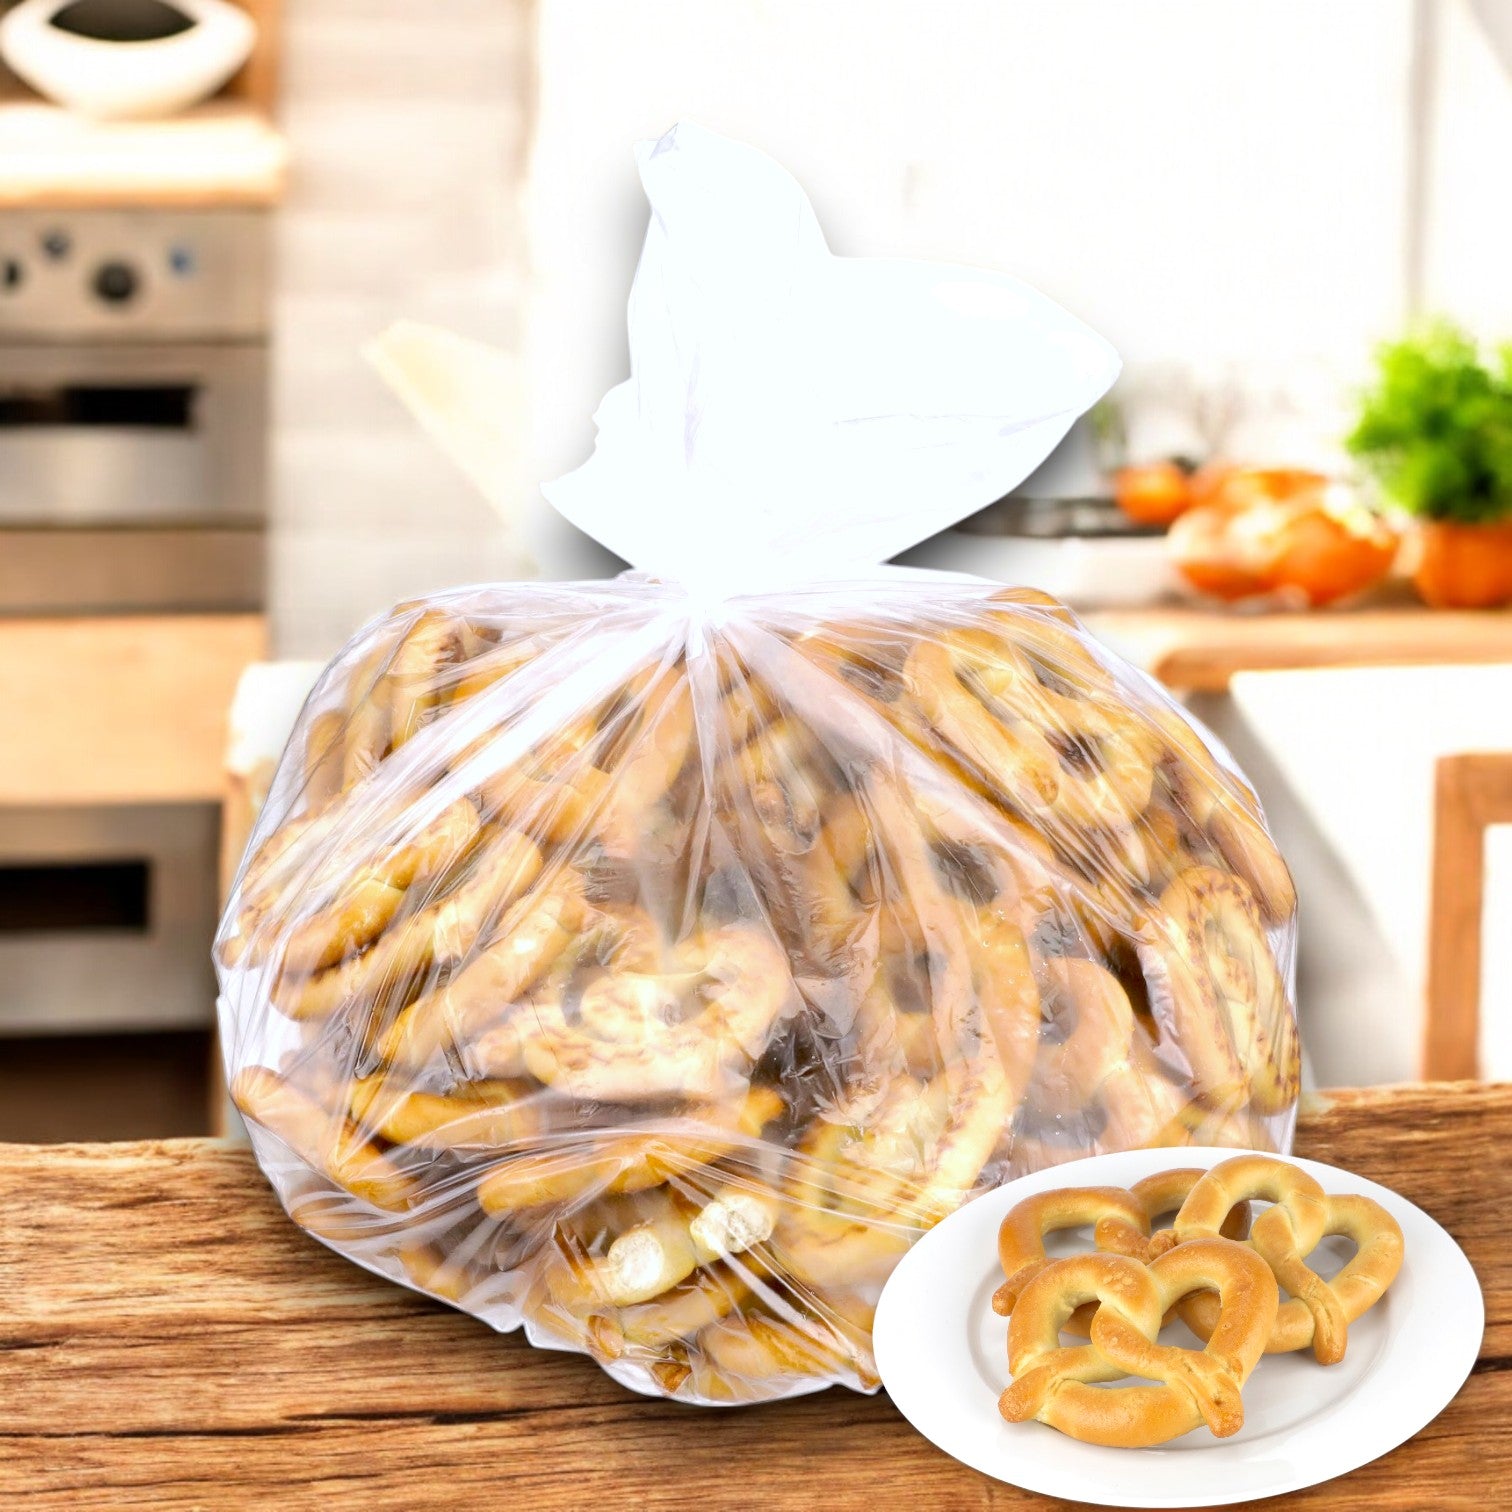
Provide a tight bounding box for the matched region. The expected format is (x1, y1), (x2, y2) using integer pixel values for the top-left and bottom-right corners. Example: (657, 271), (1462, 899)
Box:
(2, 0), (1510, 1139)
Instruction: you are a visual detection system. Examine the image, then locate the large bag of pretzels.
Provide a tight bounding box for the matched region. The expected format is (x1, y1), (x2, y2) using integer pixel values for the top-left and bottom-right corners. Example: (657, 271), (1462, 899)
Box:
(216, 124), (1299, 1405)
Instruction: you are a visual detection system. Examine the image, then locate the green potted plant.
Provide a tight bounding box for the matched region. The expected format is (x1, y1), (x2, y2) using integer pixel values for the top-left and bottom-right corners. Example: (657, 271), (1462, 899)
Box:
(1346, 322), (1512, 608)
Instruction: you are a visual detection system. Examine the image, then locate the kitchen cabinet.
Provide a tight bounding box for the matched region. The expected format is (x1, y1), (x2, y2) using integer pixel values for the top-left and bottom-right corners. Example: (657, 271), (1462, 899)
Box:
(0, 613), (266, 805)
(0, 0), (283, 210)
(1086, 605), (1512, 693)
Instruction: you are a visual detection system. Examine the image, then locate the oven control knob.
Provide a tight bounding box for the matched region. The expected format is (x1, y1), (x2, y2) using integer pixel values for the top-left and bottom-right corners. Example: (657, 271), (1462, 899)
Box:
(1, 257), (22, 291)
(93, 260), (140, 305)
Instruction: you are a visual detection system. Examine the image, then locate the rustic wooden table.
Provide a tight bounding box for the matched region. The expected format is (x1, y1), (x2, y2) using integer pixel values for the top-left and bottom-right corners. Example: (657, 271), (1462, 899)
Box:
(3, 1083), (1504, 1510)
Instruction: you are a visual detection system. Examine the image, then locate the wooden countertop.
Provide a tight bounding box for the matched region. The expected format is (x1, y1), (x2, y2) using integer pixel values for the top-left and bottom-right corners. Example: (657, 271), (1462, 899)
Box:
(0, 612), (267, 805)
(1, 1082), (1504, 1509)
(1085, 605), (1512, 692)
(0, 100), (286, 208)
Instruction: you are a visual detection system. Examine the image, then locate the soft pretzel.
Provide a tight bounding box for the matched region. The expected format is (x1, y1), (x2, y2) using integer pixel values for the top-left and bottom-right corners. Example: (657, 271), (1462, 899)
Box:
(607, 1263), (755, 1356)
(1142, 867), (1299, 1115)
(385, 609), (464, 748)
(475, 1086), (785, 1214)
(963, 615), (1161, 833)
(536, 1209), (783, 1365)
(375, 881), (587, 1069)
(548, 1187), (778, 1307)
(273, 828), (543, 1022)
(547, 1251), (768, 1360)
(1029, 958), (1191, 1149)
(338, 631), (401, 790)
(784, 795), (874, 966)
(992, 1186), (1151, 1316)
(1035, 702), (1158, 836)
(903, 633), (1064, 812)
(1129, 1167), (1250, 1240)
(512, 925), (797, 1103)
(231, 1066), (419, 1212)
(991, 1169), (1249, 1328)
(592, 677), (696, 857)
(849, 776), (1045, 1081)
(348, 1073), (540, 1149)
(1149, 701), (1295, 924)
(1153, 1155), (1402, 1364)
(398, 1241), (478, 1306)
(733, 716), (828, 848)
(777, 1055), (1010, 1287)
(694, 1306), (878, 1397)
(858, 904), (1041, 1085)
(999, 1240), (1279, 1446)
(298, 708), (348, 809)
(479, 761), (612, 847)
(1180, 1193), (1404, 1360)
(275, 797), (483, 974)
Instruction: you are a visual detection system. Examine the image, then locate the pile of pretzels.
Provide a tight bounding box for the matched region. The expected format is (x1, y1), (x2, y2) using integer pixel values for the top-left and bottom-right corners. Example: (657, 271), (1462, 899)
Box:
(217, 579), (1301, 1403)
(994, 1155), (1406, 1446)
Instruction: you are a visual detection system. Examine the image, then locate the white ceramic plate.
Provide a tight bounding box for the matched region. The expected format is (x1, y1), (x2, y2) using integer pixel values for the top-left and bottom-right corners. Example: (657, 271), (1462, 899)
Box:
(873, 1147), (1483, 1507)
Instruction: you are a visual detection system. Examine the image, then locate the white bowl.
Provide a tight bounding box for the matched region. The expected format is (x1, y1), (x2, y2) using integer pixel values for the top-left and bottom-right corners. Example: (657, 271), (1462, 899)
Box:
(0, 0), (256, 121)
(897, 527), (1183, 609)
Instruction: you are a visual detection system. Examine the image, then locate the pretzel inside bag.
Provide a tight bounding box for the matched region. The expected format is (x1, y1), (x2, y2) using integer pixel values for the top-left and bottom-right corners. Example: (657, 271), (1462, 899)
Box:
(217, 582), (1299, 1405)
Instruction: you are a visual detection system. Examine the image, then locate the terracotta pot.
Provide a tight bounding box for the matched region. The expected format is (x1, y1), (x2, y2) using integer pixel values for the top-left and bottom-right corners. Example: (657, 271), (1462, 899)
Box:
(1412, 519), (1512, 609)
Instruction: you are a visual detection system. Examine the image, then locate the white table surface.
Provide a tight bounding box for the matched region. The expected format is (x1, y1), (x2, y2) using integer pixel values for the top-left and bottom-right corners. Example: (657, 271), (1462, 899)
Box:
(1205, 664), (1512, 1085)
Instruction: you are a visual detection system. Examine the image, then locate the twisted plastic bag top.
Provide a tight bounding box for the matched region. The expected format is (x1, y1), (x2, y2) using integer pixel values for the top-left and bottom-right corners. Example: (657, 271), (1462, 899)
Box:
(544, 122), (1121, 587)
(216, 124), (1299, 1407)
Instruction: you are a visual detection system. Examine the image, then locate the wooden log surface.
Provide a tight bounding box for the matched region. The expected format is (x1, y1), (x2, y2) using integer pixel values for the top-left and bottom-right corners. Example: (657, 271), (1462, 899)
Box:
(1, 1083), (1506, 1509)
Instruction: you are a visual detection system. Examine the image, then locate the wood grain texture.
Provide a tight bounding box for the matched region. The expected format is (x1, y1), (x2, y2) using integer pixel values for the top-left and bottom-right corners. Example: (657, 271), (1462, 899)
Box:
(1426, 755), (1512, 1080)
(0, 613), (266, 805)
(222, 0), (282, 114)
(1085, 606), (1512, 692)
(0, 1083), (1505, 1509)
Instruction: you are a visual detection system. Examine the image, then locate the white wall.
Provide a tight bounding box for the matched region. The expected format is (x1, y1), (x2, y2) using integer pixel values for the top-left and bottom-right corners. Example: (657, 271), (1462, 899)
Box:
(1424, 0), (1512, 331)
(268, 0), (1512, 630)
(526, 0), (1421, 574)
(269, 0), (533, 657)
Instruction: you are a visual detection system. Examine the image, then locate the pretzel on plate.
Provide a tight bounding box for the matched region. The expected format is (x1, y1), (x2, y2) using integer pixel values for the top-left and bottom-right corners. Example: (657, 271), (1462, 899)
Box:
(991, 1169), (1251, 1329)
(1000, 1239), (1279, 1445)
(1151, 1154), (1405, 1364)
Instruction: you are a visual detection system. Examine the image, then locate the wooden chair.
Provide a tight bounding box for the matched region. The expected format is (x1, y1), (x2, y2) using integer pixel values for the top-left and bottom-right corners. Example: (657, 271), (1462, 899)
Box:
(1425, 752), (1512, 1080)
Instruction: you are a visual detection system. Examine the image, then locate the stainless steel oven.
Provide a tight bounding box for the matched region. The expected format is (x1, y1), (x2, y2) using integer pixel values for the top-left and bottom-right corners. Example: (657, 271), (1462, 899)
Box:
(0, 207), (269, 1032)
(0, 207), (268, 612)
(0, 804), (221, 1034)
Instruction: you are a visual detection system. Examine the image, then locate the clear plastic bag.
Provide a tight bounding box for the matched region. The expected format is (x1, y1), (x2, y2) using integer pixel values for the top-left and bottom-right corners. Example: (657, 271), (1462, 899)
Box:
(216, 576), (1297, 1404)
(215, 124), (1298, 1405)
